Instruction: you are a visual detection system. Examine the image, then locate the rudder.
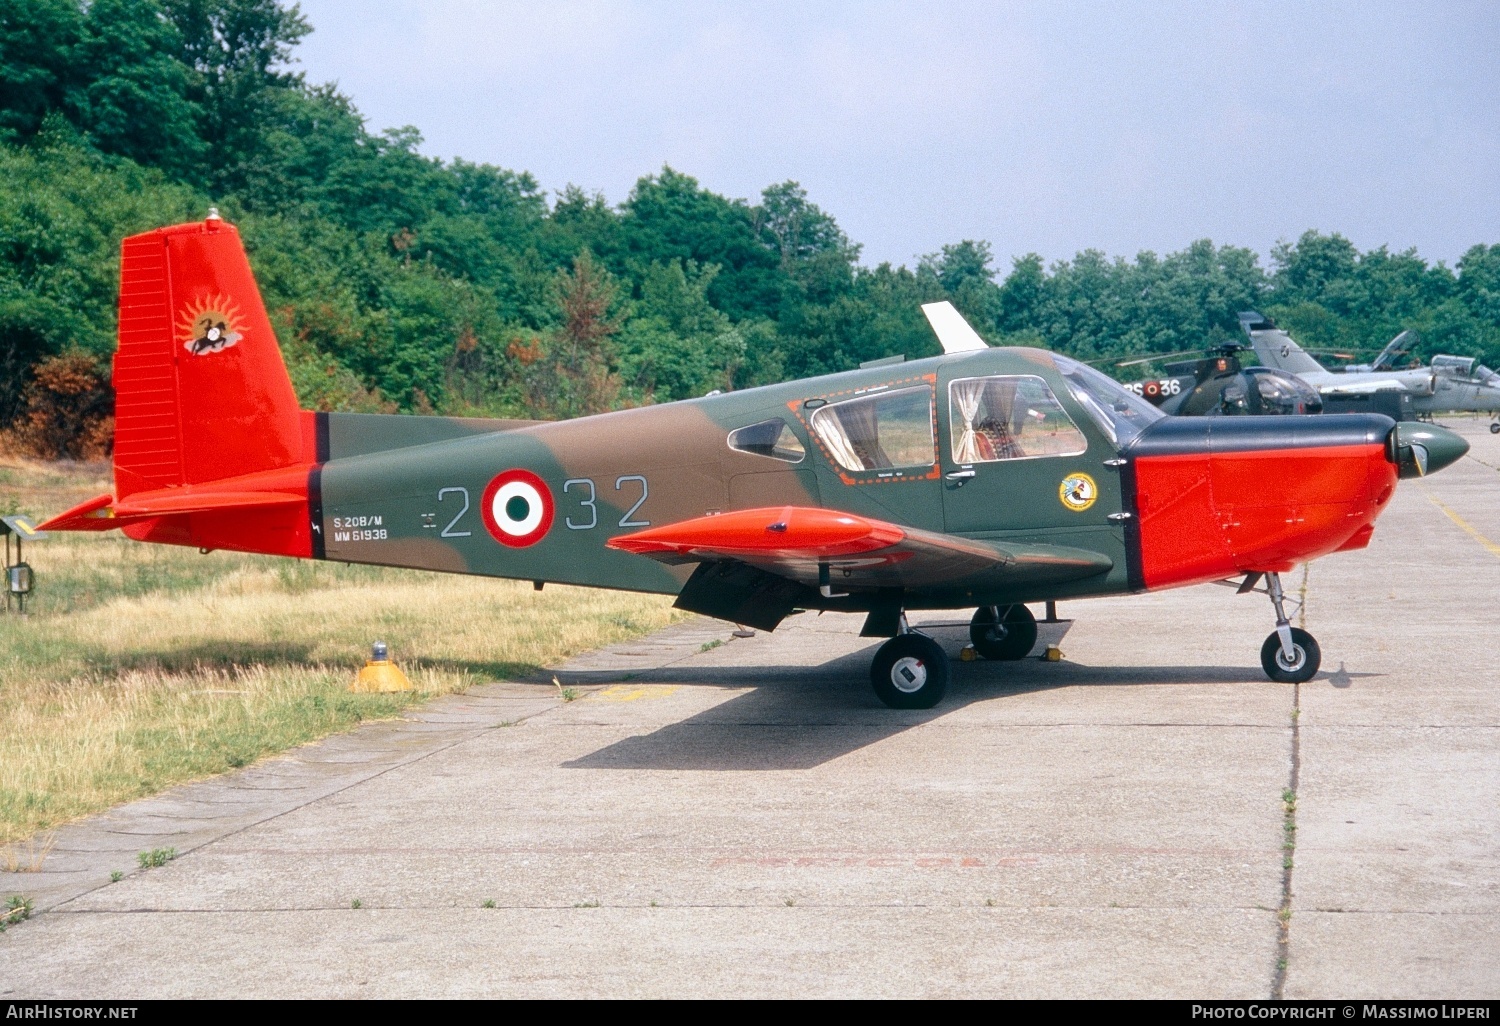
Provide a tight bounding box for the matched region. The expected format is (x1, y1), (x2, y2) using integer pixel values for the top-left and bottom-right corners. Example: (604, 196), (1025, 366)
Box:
(114, 212), (302, 498)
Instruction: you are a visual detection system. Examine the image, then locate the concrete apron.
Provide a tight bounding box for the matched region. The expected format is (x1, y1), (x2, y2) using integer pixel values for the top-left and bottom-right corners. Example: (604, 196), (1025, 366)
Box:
(1, 419), (1497, 999)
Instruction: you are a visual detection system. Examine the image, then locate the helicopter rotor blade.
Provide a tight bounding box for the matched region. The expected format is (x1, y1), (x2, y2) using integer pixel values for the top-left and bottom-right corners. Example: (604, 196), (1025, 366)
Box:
(1111, 350), (1206, 369)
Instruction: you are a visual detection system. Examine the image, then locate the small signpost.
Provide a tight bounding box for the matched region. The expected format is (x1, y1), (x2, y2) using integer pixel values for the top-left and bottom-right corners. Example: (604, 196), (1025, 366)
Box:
(1, 514), (45, 614)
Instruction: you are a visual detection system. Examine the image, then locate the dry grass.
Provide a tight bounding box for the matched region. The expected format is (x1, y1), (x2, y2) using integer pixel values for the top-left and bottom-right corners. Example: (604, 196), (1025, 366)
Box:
(0, 455), (685, 845)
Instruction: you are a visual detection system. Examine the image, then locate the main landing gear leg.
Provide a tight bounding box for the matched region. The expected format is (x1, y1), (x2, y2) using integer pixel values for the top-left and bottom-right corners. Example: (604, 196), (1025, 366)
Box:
(870, 612), (949, 709)
(1259, 571), (1321, 684)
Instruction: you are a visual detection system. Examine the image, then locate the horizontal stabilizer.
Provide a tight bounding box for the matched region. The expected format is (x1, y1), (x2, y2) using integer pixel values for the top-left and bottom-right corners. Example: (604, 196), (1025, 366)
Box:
(921, 301), (990, 354)
(38, 465), (311, 533)
(115, 490), (303, 517)
(36, 494), (123, 532)
(608, 506), (1111, 592)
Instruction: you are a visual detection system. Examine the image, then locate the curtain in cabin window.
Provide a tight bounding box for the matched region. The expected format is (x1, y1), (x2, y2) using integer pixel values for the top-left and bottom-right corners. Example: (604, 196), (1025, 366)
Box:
(951, 377), (987, 464)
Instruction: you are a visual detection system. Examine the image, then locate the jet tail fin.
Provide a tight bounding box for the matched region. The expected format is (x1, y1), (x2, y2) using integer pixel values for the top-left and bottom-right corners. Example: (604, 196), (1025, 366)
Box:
(1239, 310), (1326, 376)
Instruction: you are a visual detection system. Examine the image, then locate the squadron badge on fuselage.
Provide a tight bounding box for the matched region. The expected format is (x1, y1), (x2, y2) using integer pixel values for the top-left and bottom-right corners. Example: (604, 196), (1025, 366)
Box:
(1059, 472), (1098, 512)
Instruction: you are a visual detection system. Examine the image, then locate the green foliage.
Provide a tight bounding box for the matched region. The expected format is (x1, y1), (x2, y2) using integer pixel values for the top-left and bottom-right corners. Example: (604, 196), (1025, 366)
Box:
(0, 136), (202, 419)
(1, 894), (33, 928)
(1, 1), (1497, 433)
(137, 846), (176, 868)
(1263, 231), (1500, 365)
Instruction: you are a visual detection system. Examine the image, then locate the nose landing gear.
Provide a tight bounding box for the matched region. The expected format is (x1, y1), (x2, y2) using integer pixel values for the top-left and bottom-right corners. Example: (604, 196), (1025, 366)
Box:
(1258, 571), (1321, 684)
(870, 613), (949, 709)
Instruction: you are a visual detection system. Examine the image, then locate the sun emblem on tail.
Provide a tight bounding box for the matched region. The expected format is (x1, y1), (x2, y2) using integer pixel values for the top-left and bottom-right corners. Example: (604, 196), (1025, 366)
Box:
(178, 295), (245, 355)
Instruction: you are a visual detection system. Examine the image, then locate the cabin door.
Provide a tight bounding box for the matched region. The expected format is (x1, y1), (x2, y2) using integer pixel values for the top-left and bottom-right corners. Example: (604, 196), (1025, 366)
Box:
(939, 372), (1124, 536)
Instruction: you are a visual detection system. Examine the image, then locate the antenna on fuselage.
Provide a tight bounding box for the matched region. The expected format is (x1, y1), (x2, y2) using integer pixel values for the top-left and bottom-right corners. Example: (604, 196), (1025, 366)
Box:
(921, 301), (990, 354)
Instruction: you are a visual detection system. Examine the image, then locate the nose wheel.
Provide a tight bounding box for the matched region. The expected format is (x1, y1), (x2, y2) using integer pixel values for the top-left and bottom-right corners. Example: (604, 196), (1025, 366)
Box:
(870, 617), (949, 709)
(1261, 627), (1320, 683)
(1257, 571), (1321, 684)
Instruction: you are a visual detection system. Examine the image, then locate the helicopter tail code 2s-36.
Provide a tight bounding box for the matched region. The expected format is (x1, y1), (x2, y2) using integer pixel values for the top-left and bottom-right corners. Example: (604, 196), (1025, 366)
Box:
(40, 216), (1471, 708)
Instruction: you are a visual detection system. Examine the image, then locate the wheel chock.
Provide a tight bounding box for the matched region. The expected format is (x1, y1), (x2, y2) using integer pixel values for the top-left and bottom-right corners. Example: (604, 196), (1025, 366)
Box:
(1042, 645), (1063, 662)
(350, 641), (413, 693)
(959, 644), (977, 662)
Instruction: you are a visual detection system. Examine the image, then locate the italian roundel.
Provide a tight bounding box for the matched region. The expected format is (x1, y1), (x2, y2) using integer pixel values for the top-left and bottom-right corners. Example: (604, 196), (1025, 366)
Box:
(481, 469), (555, 547)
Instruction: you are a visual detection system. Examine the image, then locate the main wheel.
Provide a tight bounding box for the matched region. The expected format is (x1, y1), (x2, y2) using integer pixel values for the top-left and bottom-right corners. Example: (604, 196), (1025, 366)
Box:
(1260, 628), (1321, 684)
(969, 604), (1038, 661)
(870, 633), (949, 709)
(1489, 421), (1499, 434)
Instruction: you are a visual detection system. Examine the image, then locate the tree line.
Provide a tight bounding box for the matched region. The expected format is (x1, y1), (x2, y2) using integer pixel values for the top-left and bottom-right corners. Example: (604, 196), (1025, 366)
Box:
(3, 0), (1498, 457)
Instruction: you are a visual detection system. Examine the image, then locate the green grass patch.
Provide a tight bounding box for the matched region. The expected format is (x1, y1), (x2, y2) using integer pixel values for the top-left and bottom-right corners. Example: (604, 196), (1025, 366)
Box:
(0, 457), (686, 844)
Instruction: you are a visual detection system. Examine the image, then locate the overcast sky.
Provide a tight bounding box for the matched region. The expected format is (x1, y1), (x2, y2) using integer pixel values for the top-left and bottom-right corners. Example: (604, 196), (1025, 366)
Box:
(294, 0), (1500, 272)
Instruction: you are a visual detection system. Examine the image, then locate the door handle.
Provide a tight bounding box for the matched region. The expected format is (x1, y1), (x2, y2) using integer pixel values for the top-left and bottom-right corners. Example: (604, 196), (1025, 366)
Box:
(945, 470), (976, 484)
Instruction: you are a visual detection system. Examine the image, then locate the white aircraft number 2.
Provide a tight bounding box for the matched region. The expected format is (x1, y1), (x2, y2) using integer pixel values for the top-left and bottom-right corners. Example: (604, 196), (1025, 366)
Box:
(563, 476), (650, 530)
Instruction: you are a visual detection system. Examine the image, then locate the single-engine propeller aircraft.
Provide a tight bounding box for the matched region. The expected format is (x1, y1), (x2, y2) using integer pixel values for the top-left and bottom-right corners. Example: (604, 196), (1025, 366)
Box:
(1243, 312), (1500, 428)
(40, 216), (1471, 707)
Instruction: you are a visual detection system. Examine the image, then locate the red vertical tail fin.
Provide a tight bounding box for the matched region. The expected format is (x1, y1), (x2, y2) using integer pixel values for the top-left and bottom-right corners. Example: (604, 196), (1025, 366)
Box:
(113, 213), (304, 498)
(37, 213), (326, 558)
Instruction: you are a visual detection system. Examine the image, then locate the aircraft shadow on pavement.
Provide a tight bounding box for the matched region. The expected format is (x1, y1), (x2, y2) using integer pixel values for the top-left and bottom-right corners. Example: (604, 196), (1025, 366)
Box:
(1323, 662), (1385, 689)
(560, 646), (1279, 772)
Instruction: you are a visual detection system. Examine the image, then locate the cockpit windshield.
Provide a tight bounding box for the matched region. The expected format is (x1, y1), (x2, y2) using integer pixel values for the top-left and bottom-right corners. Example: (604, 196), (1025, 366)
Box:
(1052, 354), (1165, 448)
(1432, 355), (1477, 378)
(1478, 365), (1500, 387)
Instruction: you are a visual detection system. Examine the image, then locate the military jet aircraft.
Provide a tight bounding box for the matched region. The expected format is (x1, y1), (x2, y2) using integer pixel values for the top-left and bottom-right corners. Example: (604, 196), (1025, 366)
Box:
(1242, 312), (1500, 428)
(39, 217), (1470, 708)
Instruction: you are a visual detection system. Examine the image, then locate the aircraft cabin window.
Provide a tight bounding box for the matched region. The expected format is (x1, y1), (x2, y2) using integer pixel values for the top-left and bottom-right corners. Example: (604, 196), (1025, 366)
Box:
(1251, 370), (1322, 415)
(727, 419), (806, 463)
(949, 375), (1087, 464)
(809, 385), (935, 473)
(1052, 354), (1164, 448)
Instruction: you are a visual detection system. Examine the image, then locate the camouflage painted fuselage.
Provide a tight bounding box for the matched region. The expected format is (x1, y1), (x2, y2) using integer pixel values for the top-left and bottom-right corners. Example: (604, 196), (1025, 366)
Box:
(40, 217), (1451, 655)
(316, 348), (1131, 614)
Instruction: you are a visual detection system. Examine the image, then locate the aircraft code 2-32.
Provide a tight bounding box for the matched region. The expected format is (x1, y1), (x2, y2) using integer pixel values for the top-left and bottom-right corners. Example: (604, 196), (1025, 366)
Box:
(405, 475), (651, 544)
